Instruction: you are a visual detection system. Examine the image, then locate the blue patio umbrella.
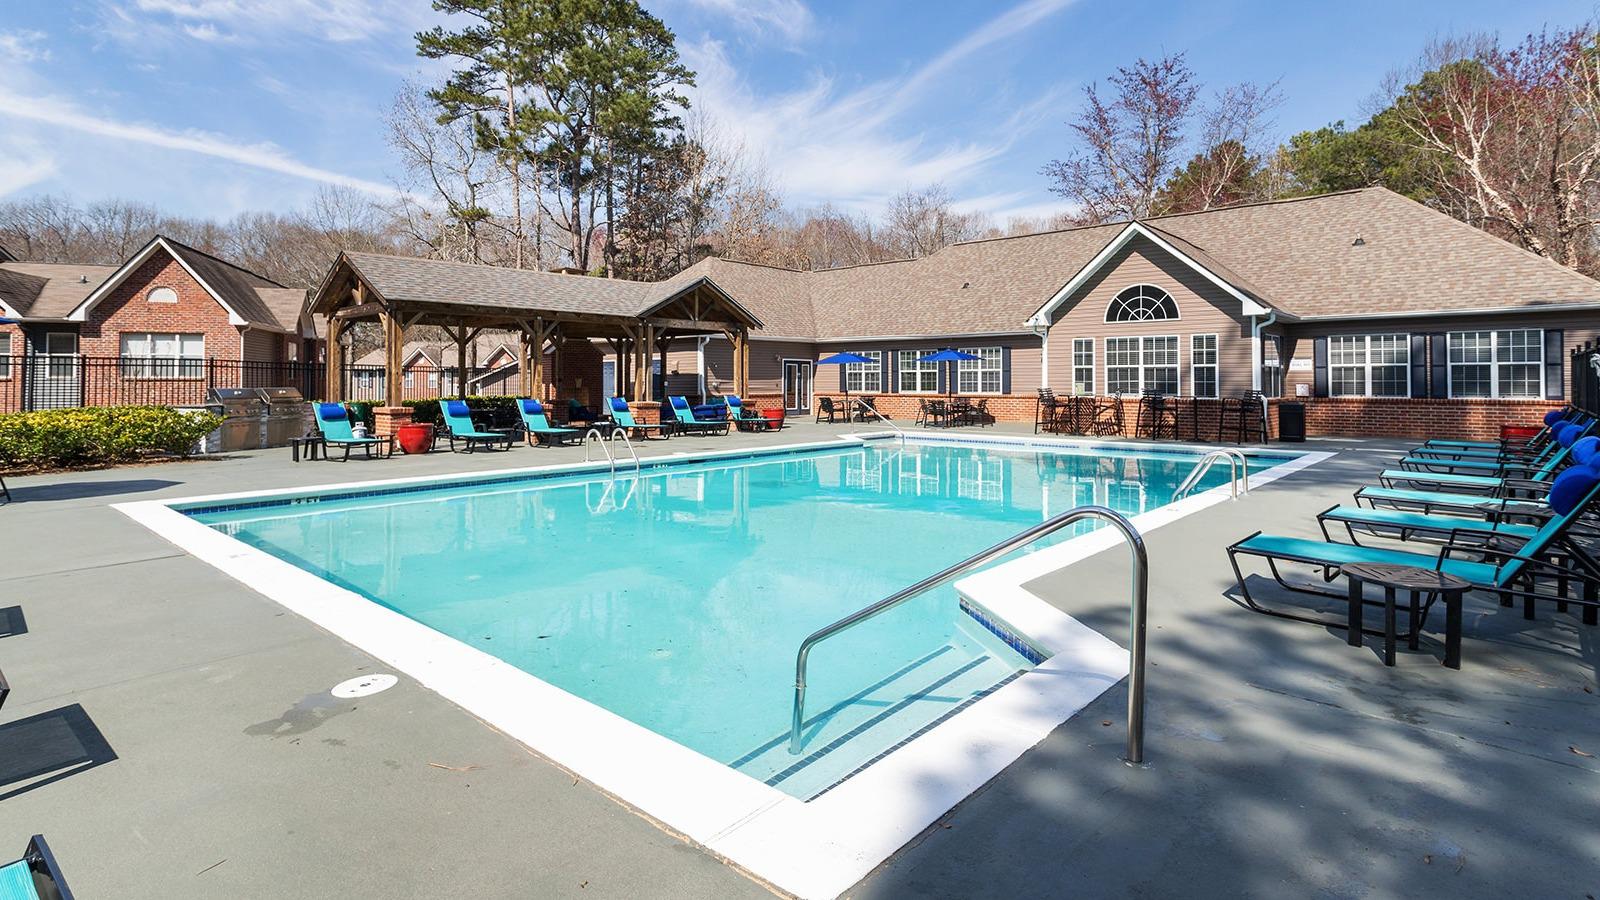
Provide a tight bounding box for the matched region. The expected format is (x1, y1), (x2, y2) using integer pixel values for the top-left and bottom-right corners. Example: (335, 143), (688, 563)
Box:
(816, 352), (876, 400)
(919, 348), (980, 397)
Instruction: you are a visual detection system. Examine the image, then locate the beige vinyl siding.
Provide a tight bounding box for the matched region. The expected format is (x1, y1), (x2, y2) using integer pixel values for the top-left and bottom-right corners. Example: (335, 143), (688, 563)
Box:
(1043, 236), (1253, 397)
(661, 338), (702, 399)
(702, 337), (816, 395)
(241, 328), (280, 363)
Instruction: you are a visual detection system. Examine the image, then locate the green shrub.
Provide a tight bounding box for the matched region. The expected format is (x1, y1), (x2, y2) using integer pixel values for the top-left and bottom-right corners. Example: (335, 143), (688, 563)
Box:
(403, 395), (522, 425)
(0, 405), (224, 469)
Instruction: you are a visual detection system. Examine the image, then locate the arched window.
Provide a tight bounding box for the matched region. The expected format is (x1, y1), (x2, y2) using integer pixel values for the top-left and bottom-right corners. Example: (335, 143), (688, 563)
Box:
(147, 286), (178, 304)
(1105, 284), (1178, 322)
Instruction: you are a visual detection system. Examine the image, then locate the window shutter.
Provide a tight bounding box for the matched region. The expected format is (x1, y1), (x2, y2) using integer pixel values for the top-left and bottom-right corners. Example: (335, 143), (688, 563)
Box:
(936, 360), (947, 395)
(837, 358), (846, 392)
(1545, 329), (1565, 400)
(880, 353), (891, 393)
(1000, 346), (1012, 394)
(1409, 334), (1427, 398)
(1312, 337), (1329, 398)
(1429, 333), (1448, 398)
(887, 351), (898, 393)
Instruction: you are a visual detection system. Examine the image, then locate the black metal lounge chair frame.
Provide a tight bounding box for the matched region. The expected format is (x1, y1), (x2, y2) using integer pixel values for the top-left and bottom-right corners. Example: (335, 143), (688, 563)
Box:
(9, 834), (75, 900)
(446, 426), (514, 453)
(1225, 528), (1600, 633)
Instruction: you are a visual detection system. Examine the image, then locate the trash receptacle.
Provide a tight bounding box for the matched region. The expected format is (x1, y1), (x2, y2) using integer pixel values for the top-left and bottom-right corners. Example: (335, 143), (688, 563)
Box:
(1278, 401), (1306, 443)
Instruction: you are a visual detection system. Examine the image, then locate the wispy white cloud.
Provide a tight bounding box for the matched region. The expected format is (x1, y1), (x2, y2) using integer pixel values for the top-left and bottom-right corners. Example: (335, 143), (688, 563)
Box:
(0, 89), (404, 200)
(674, 0), (814, 43)
(0, 29), (52, 63)
(684, 0), (1077, 214)
(112, 0), (429, 44)
(0, 152), (58, 198)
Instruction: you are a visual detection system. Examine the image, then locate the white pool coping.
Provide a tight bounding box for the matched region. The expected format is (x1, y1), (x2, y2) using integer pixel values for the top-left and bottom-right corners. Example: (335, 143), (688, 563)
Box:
(115, 434), (1328, 899)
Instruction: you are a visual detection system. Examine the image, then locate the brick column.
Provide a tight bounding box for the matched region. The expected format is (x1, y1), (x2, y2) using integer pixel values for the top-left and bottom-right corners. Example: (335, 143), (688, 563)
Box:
(629, 402), (661, 425)
(372, 405), (413, 437)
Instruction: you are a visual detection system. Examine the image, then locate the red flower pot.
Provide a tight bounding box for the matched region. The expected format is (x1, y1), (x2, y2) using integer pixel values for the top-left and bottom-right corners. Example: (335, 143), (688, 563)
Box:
(762, 409), (785, 430)
(397, 423), (434, 454)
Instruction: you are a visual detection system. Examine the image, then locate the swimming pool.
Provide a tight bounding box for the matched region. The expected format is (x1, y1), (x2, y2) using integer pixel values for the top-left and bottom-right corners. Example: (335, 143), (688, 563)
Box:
(121, 433), (1321, 898)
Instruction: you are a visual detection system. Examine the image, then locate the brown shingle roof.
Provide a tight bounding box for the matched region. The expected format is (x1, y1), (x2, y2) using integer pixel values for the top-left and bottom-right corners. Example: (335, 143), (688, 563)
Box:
(659, 257), (814, 337)
(160, 238), (291, 332)
(344, 252), (662, 318)
(0, 262), (118, 318)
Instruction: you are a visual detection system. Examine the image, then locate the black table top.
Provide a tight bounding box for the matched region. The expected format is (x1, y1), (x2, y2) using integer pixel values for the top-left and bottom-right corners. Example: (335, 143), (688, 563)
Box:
(1343, 563), (1472, 592)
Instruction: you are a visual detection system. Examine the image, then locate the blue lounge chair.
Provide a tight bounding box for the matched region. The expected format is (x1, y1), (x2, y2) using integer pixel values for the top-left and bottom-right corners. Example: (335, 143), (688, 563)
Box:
(517, 399), (581, 447)
(1380, 421), (1587, 492)
(607, 397), (671, 440)
(725, 395), (768, 433)
(1, 835), (74, 900)
(667, 396), (729, 436)
(1228, 463), (1600, 626)
(440, 400), (513, 452)
(313, 402), (393, 461)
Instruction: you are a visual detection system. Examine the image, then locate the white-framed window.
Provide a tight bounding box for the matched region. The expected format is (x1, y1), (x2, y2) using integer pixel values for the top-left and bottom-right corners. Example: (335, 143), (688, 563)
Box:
(1105, 335), (1179, 395)
(897, 350), (939, 393)
(1330, 334), (1408, 397)
(404, 371), (415, 388)
(0, 332), (10, 378)
(44, 332), (76, 379)
(1262, 335), (1283, 397)
(1072, 338), (1094, 394)
(146, 286), (178, 304)
(844, 350), (882, 392)
(428, 370), (439, 388)
(957, 346), (1003, 394)
(1105, 284), (1179, 322)
(1191, 333), (1218, 398)
(120, 332), (203, 378)
(1448, 329), (1543, 398)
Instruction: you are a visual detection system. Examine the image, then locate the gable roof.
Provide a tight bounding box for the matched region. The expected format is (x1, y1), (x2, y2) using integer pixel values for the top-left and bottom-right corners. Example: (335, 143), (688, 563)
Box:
(0, 244), (15, 263)
(66, 235), (299, 332)
(0, 262), (120, 319)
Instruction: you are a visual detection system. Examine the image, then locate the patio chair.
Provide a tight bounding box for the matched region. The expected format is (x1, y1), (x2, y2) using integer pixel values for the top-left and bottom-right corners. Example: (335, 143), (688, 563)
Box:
(725, 395), (768, 432)
(607, 397), (671, 440)
(517, 399), (582, 447)
(1349, 435), (1600, 522)
(1091, 393), (1125, 436)
(667, 396), (730, 436)
(1397, 420), (1593, 473)
(1379, 421), (1587, 493)
(1218, 391), (1268, 444)
(1227, 462), (1600, 627)
(973, 398), (992, 427)
(815, 397), (841, 424)
(1135, 389), (1176, 440)
(1034, 389), (1057, 434)
(312, 402), (393, 461)
(567, 398), (600, 424)
(1416, 407), (1578, 453)
(1, 834), (74, 900)
(441, 400), (514, 453)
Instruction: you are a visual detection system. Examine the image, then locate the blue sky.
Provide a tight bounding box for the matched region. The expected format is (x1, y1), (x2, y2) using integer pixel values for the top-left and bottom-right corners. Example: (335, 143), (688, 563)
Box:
(0, 0), (1590, 223)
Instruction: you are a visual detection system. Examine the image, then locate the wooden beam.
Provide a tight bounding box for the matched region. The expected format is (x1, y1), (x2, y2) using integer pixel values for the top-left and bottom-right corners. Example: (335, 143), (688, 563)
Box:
(332, 301), (386, 321)
(381, 309), (404, 408)
(325, 317), (345, 402)
(455, 323), (469, 400)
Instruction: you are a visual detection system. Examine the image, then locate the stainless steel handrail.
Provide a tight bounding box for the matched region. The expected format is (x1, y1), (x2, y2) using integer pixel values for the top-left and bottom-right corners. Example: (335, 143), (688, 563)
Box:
(787, 504), (1150, 766)
(609, 426), (643, 475)
(1175, 449), (1250, 499)
(849, 397), (906, 445)
(583, 427), (616, 475)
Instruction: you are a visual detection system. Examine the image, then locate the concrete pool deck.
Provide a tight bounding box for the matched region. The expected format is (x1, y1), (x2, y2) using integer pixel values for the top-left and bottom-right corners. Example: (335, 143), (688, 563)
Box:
(1, 421), (1596, 898)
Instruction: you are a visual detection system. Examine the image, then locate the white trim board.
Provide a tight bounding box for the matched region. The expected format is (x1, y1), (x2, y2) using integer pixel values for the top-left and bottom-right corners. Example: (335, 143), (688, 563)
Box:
(116, 435), (1325, 899)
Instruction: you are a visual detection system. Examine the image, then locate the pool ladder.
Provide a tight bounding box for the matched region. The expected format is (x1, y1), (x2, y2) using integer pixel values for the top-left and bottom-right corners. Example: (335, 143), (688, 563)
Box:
(583, 427), (641, 477)
(1174, 449), (1250, 500)
(787, 504), (1150, 767)
(848, 397), (907, 445)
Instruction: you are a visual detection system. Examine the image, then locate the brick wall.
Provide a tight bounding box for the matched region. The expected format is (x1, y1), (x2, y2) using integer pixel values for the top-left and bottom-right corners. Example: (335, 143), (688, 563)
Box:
(80, 251), (240, 359)
(553, 339), (606, 410)
(1293, 397), (1551, 441)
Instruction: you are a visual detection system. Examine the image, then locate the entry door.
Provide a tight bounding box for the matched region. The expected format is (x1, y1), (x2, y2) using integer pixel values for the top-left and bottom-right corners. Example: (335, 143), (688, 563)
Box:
(28, 332), (80, 409)
(601, 359), (616, 400)
(783, 360), (812, 412)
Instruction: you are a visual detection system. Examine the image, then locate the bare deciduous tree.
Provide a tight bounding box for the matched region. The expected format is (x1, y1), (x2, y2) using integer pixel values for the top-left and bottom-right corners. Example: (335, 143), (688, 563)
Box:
(881, 184), (991, 258)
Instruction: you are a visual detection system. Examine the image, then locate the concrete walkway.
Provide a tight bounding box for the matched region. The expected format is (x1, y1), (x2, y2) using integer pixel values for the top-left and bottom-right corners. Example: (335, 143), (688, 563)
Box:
(1, 423), (1595, 898)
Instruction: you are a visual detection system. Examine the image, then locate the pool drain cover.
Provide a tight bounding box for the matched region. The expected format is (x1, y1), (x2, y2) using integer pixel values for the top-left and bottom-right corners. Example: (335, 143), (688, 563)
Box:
(332, 674), (398, 698)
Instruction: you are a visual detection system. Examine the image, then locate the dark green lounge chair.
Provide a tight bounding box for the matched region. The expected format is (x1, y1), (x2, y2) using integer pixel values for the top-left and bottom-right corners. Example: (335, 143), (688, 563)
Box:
(313, 403), (392, 461)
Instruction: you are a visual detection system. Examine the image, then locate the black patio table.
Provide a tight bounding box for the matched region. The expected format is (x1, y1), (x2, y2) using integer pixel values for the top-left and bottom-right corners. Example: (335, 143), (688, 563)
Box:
(1343, 563), (1466, 669)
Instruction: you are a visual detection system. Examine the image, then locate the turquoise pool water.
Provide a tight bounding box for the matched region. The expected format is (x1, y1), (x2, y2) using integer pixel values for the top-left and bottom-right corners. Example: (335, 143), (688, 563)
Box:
(189, 439), (1287, 798)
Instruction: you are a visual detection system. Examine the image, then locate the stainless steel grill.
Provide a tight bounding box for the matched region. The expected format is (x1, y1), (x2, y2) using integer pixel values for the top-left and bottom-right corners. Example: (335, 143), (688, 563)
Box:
(208, 387), (264, 451)
(257, 386), (306, 446)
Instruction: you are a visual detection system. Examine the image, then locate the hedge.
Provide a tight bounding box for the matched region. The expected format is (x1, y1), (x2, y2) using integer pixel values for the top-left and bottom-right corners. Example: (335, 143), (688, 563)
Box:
(402, 395), (522, 425)
(0, 405), (224, 469)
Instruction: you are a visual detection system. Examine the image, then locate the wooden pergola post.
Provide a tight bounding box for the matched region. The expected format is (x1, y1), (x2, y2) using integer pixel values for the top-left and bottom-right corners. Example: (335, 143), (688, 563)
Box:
(380, 307), (403, 409)
(740, 327), (751, 396)
(325, 316), (345, 402)
(454, 324), (469, 400)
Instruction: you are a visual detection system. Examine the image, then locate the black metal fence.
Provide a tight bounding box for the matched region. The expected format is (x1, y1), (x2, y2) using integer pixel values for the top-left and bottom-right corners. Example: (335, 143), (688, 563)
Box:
(1573, 343), (1600, 415)
(0, 355), (523, 413)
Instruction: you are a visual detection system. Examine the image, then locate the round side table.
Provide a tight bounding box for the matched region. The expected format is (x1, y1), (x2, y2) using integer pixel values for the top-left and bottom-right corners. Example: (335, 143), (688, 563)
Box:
(1342, 563), (1468, 669)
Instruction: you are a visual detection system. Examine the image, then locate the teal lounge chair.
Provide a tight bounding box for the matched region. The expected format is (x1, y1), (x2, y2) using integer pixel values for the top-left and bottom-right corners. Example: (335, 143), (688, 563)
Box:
(313, 402), (392, 461)
(1228, 463), (1600, 627)
(518, 399), (581, 447)
(725, 395), (768, 433)
(1380, 421), (1587, 491)
(1359, 435), (1600, 516)
(667, 396), (729, 436)
(441, 400), (513, 452)
(1398, 421), (1592, 472)
(1, 834), (74, 900)
(607, 397), (671, 440)
(1416, 407), (1577, 452)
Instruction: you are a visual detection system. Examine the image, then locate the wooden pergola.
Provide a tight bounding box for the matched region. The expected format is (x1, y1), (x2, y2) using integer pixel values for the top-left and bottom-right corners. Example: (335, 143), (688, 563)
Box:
(308, 253), (762, 410)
